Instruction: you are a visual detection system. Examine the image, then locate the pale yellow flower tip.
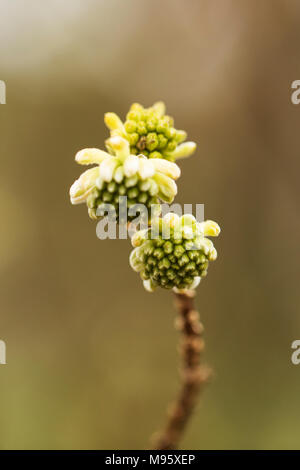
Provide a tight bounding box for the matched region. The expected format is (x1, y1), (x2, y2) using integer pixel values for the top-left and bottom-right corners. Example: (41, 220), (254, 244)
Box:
(99, 158), (118, 182)
(209, 247), (218, 261)
(129, 249), (143, 272)
(190, 276), (201, 289)
(69, 167), (99, 204)
(151, 159), (181, 180)
(130, 103), (143, 112)
(154, 173), (178, 200)
(182, 225), (194, 239)
(75, 148), (109, 165)
(114, 166), (124, 183)
(162, 212), (180, 228)
(108, 135), (130, 159)
(203, 220), (221, 237)
(69, 179), (83, 204)
(138, 158), (155, 179)
(152, 101), (166, 117)
(180, 214), (196, 226)
(143, 279), (155, 293)
(171, 142), (197, 160)
(104, 112), (124, 132)
(124, 155), (139, 177)
(131, 230), (147, 247)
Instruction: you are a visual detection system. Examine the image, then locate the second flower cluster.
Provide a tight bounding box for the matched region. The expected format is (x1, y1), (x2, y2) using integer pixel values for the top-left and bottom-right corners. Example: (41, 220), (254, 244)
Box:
(70, 101), (196, 221)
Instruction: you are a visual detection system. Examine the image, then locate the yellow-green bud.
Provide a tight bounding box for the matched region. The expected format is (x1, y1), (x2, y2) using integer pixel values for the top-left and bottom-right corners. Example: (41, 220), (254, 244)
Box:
(104, 102), (195, 162)
(129, 213), (220, 292)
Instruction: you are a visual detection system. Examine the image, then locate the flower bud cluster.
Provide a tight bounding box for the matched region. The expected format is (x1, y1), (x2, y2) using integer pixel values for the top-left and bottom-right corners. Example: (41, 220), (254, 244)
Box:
(69, 102), (220, 293)
(105, 102), (196, 162)
(130, 214), (220, 292)
(70, 136), (180, 221)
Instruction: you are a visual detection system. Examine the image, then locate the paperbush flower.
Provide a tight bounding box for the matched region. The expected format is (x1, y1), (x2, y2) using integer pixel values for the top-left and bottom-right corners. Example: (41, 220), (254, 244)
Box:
(129, 214), (220, 292)
(69, 101), (221, 450)
(104, 102), (196, 162)
(69, 136), (181, 221)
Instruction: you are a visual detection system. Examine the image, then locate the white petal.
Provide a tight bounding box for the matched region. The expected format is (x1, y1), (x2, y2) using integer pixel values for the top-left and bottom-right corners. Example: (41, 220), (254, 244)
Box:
(108, 136), (130, 160)
(143, 279), (155, 292)
(180, 214), (196, 226)
(169, 142), (196, 160)
(131, 230), (147, 247)
(96, 177), (104, 190)
(104, 112), (125, 132)
(175, 130), (187, 144)
(190, 276), (201, 289)
(75, 148), (109, 165)
(138, 158), (155, 179)
(162, 212), (180, 228)
(139, 179), (151, 191)
(124, 155), (139, 177)
(149, 179), (159, 196)
(69, 180), (85, 204)
(69, 166), (99, 204)
(182, 226), (194, 239)
(154, 173), (177, 199)
(129, 249), (144, 272)
(202, 220), (221, 237)
(114, 166), (124, 183)
(99, 158), (118, 182)
(209, 247), (217, 261)
(151, 159), (181, 179)
(196, 238), (213, 255)
(152, 101), (166, 117)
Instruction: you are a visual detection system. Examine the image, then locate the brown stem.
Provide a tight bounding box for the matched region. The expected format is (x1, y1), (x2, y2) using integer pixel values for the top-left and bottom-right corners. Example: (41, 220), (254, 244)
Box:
(151, 290), (211, 450)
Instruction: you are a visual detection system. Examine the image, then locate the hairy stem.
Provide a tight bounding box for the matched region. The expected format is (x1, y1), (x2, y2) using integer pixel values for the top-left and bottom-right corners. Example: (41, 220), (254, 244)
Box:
(151, 290), (211, 450)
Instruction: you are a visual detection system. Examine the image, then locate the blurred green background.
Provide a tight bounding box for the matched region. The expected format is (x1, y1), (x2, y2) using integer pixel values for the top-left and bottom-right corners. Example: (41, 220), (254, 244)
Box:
(1, 0), (300, 450)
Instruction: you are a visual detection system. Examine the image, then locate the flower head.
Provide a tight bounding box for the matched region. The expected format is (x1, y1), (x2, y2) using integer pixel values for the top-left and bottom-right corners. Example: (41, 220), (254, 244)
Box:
(69, 136), (180, 222)
(129, 213), (220, 292)
(104, 102), (196, 162)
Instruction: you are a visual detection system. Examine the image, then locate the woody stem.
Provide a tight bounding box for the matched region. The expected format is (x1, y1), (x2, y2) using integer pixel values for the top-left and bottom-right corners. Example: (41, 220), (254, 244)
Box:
(151, 290), (210, 450)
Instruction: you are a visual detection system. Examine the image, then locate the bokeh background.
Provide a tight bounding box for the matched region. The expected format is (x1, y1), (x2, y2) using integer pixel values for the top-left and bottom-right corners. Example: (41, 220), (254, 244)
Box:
(1, 0), (300, 450)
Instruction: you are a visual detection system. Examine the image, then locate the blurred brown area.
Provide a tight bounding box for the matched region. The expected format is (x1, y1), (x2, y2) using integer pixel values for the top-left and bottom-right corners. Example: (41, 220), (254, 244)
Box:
(1, 0), (300, 449)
